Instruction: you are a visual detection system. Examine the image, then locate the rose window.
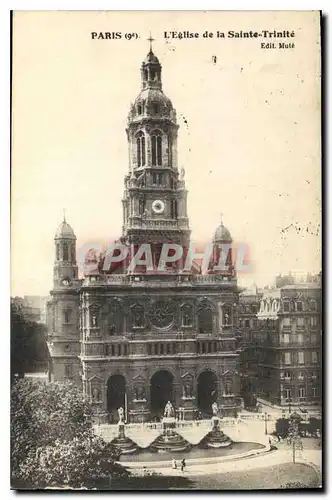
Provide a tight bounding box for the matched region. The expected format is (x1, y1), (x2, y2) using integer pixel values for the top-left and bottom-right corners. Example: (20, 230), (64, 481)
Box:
(148, 300), (176, 329)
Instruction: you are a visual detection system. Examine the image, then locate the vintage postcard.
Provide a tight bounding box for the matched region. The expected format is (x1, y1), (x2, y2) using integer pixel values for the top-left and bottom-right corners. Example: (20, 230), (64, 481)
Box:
(11, 11), (322, 490)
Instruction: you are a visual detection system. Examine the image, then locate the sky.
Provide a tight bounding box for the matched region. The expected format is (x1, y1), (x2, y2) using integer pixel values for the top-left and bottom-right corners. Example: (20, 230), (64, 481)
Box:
(11, 11), (321, 297)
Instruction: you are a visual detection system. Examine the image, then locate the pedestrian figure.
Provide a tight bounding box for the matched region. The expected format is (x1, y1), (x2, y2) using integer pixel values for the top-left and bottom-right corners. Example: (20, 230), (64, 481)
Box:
(181, 458), (186, 472)
(172, 458), (177, 470)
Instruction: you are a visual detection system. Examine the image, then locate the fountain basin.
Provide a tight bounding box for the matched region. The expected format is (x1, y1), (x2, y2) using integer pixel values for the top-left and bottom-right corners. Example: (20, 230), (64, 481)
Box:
(149, 416), (191, 454)
(199, 416), (232, 449)
(111, 437), (138, 454)
(120, 441), (267, 465)
(110, 423), (139, 455)
(206, 441), (232, 448)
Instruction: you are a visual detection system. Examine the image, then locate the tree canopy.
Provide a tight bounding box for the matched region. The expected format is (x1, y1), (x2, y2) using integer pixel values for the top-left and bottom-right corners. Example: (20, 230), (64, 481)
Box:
(11, 301), (48, 377)
(11, 378), (126, 489)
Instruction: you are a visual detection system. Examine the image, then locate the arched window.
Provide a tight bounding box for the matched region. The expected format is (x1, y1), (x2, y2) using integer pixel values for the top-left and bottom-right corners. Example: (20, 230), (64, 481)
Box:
(71, 244), (75, 262)
(197, 304), (213, 333)
(64, 309), (71, 324)
(182, 304), (193, 326)
(168, 135), (173, 167)
(137, 104), (142, 115)
(136, 131), (146, 167)
(151, 131), (162, 166)
(171, 199), (178, 218)
(296, 301), (303, 312)
(63, 242), (69, 261)
(56, 243), (60, 261)
(309, 299), (317, 312)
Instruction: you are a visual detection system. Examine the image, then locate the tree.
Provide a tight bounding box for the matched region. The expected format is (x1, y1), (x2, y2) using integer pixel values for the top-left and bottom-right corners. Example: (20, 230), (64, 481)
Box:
(288, 413), (303, 464)
(18, 437), (126, 489)
(280, 481), (309, 489)
(275, 418), (289, 439)
(11, 378), (126, 488)
(307, 417), (321, 437)
(11, 301), (48, 378)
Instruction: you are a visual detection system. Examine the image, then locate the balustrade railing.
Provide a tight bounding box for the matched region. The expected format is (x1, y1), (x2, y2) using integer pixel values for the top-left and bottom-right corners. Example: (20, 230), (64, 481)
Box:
(83, 273), (238, 287)
(94, 414), (271, 439)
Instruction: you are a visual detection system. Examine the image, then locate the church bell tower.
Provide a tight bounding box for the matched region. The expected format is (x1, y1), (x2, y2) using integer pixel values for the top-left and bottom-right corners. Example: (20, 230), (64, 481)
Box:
(53, 214), (78, 287)
(121, 41), (190, 271)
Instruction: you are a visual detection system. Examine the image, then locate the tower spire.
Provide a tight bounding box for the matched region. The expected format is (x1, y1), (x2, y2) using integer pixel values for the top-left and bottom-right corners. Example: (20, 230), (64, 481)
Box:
(63, 208), (66, 223)
(147, 32), (155, 52)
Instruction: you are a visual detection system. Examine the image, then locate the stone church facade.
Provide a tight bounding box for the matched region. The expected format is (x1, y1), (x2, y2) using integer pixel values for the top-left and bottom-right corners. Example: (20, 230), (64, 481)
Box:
(47, 48), (242, 423)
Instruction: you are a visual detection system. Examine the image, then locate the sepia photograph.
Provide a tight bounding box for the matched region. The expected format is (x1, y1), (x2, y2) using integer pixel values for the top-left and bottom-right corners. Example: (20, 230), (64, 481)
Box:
(10, 10), (322, 490)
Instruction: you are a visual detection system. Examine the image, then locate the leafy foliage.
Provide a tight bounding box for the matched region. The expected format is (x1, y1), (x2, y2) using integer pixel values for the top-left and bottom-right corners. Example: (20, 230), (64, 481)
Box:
(18, 437), (126, 489)
(11, 378), (126, 489)
(275, 418), (290, 439)
(275, 416), (322, 439)
(307, 417), (321, 437)
(11, 301), (48, 377)
(280, 481), (309, 489)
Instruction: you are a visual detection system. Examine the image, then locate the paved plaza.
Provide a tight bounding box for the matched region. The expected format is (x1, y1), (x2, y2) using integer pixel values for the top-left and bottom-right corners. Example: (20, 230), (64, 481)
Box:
(95, 414), (322, 488)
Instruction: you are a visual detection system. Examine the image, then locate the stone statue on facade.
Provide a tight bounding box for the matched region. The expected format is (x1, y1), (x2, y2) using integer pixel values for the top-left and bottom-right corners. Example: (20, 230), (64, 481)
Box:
(118, 406), (124, 423)
(92, 387), (100, 402)
(226, 379), (233, 395)
(183, 383), (193, 398)
(164, 401), (174, 418)
(180, 167), (185, 181)
(212, 401), (219, 416)
(224, 312), (229, 326)
(134, 386), (146, 400)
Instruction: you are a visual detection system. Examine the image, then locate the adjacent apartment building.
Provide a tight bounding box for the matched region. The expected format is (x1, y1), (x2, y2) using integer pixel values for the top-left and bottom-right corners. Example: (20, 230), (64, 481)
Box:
(238, 273), (322, 409)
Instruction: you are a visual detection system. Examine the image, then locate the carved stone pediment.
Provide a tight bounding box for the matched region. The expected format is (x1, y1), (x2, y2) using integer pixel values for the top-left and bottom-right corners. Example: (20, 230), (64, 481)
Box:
(88, 374), (103, 383)
(221, 369), (236, 377)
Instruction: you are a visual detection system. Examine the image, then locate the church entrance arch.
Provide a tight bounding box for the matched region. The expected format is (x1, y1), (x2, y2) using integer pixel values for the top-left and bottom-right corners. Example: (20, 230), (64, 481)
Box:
(150, 370), (174, 419)
(197, 370), (218, 416)
(107, 374), (126, 423)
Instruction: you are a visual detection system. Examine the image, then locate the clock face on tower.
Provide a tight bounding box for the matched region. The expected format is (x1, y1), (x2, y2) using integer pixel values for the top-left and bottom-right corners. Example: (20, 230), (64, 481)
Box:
(152, 199), (165, 214)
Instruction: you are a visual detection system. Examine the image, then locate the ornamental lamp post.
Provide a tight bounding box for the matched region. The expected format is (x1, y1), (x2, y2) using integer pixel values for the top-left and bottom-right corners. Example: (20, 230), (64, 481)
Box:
(288, 397), (292, 415)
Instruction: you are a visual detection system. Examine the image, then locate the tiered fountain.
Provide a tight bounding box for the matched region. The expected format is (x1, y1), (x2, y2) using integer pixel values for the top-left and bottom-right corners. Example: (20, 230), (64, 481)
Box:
(199, 402), (232, 449)
(110, 407), (138, 455)
(149, 401), (191, 454)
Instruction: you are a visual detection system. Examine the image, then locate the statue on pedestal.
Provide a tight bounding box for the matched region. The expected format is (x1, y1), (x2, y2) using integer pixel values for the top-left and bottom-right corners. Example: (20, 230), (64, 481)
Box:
(212, 402), (219, 416)
(118, 406), (124, 424)
(164, 401), (174, 418)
